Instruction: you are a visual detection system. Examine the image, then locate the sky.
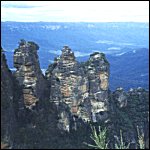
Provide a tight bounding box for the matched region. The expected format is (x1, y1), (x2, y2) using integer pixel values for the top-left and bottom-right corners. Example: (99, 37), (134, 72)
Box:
(1, 1), (149, 22)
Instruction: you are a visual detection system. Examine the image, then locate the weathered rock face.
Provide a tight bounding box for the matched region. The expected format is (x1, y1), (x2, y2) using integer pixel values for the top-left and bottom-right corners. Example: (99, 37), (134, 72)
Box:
(14, 40), (49, 109)
(1, 46), (89, 149)
(1, 42), (149, 149)
(46, 46), (110, 131)
(1, 49), (24, 149)
(87, 52), (110, 122)
(112, 87), (127, 108)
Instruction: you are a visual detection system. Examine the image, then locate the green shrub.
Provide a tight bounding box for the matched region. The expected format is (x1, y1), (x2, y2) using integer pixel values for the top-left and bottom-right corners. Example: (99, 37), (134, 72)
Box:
(85, 125), (109, 149)
(137, 126), (145, 149)
(115, 130), (130, 149)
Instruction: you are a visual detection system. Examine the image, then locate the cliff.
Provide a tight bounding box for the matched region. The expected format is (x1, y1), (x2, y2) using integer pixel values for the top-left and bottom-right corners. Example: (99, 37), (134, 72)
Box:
(45, 46), (110, 131)
(1, 41), (149, 149)
(13, 40), (49, 109)
(1, 48), (24, 149)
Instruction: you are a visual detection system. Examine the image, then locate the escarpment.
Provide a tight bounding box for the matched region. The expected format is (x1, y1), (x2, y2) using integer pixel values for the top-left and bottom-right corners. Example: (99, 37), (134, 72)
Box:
(1, 41), (149, 149)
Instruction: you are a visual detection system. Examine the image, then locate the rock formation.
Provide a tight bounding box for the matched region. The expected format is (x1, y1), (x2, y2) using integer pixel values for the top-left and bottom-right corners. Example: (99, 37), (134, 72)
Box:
(46, 46), (110, 131)
(112, 87), (128, 108)
(1, 41), (149, 149)
(13, 40), (49, 109)
(1, 48), (24, 149)
(109, 87), (149, 149)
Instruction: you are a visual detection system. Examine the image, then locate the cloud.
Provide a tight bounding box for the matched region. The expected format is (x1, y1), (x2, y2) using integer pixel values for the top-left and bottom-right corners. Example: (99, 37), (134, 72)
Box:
(96, 40), (114, 44)
(2, 3), (39, 8)
(49, 50), (61, 55)
(115, 52), (127, 56)
(74, 51), (91, 57)
(1, 1), (149, 22)
(107, 47), (121, 50)
(96, 40), (135, 46)
(1, 1), (46, 8)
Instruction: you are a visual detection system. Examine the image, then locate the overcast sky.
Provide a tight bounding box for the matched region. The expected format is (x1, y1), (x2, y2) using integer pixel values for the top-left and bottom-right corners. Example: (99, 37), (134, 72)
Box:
(1, 1), (149, 22)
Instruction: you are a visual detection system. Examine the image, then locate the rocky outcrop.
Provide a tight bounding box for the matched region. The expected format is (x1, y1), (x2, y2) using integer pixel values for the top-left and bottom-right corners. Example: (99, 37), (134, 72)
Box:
(112, 87), (127, 108)
(127, 87), (149, 149)
(87, 52), (110, 122)
(14, 40), (49, 109)
(109, 87), (149, 149)
(1, 48), (24, 149)
(1, 41), (149, 149)
(46, 46), (110, 131)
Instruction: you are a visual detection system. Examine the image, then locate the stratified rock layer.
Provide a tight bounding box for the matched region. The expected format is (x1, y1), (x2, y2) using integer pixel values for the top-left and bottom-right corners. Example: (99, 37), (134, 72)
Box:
(1, 42), (149, 149)
(46, 46), (110, 131)
(14, 40), (48, 109)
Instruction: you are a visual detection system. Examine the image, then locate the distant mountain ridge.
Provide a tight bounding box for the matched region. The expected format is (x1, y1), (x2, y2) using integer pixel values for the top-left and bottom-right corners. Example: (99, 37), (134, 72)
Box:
(1, 42), (149, 149)
(1, 22), (149, 90)
(1, 22), (149, 52)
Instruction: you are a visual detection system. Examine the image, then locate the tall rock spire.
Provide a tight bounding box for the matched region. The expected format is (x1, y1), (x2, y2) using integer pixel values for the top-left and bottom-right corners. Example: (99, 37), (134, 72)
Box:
(14, 40), (48, 109)
(46, 47), (110, 131)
